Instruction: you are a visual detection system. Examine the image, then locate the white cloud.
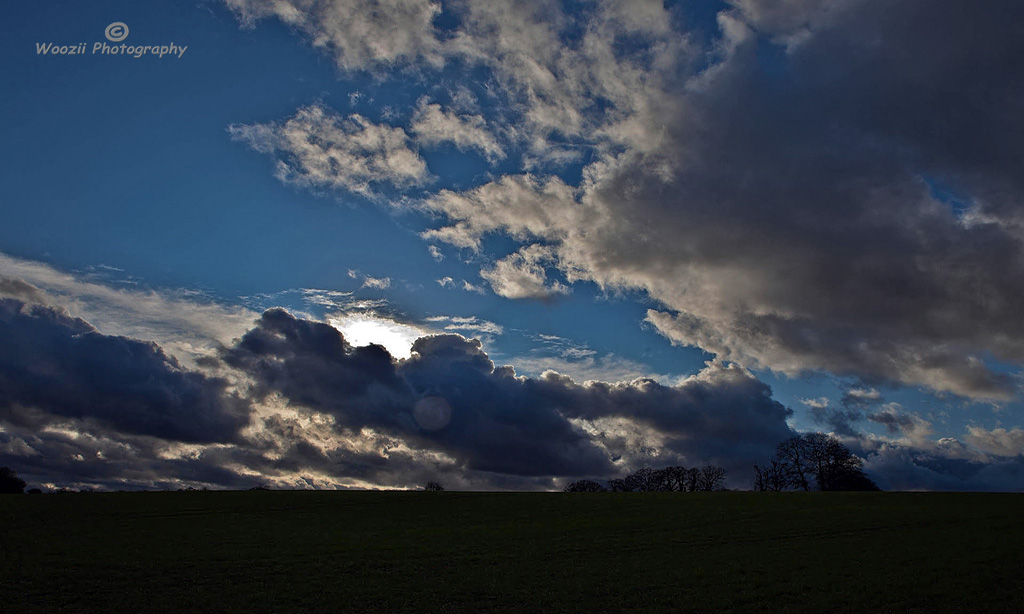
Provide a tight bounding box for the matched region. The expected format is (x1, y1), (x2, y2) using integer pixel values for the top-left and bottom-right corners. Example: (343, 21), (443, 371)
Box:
(511, 353), (680, 386)
(300, 288), (354, 309)
(480, 244), (570, 300)
(965, 426), (1024, 457)
(462, 280), (486, 294)
(423, 315), (503, 336)
(846, 388), (882, 403)
(410, 98), (504, 162)
(361, 276), (391, 290)
(223, 0), (445, 71)
(229, 104), (429, 198)
(867, 404), (934, 445)
(420, 174), (579, 250)
(0, 252), (256, 367)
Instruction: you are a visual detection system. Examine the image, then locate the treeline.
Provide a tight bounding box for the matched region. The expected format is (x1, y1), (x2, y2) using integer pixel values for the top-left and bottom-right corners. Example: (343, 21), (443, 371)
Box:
(565, 465), (728, 493)
(754, 433), (880, 491)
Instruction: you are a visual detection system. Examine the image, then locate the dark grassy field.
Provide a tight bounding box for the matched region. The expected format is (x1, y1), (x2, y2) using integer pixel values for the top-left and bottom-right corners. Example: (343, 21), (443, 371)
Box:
(1, 491), (1021, 613)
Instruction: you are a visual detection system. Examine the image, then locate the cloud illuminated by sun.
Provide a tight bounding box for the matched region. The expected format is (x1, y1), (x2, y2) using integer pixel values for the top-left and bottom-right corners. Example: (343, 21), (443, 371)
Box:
(327, 314), (428, 359)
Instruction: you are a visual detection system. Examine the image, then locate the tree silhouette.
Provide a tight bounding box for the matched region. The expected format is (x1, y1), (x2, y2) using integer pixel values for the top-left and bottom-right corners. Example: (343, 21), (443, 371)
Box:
(424, 481), (444, 492)
(761, 433), (880, 491)
(662, 466), (689, 492)
(753, 460), (787, 492)
(629, 467), (669, 492)
(698, 465), (727, 491)
(685, 467), (701, 492)
(0, 467), (26, 494)
(603, 465), (727, 493)
(564, 479), (607, 492)
(774, 436), (815, 491)
(607, 478), (631, 492)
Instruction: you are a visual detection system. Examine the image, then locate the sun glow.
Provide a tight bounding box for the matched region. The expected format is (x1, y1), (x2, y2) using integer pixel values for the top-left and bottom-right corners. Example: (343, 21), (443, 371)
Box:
(328, 314), (427, 359)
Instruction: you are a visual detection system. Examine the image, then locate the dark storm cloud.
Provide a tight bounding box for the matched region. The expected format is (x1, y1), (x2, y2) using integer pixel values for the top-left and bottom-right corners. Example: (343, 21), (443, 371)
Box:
(804, 388), (885, 436)
(855, 438), (1024, 493)
(0, 298), (250, 443)
(807, 406), (863, 438)
(0, 424), (269, 491)
(222, 309), (614, 477)
(867, 410), (922, 436)
(0, 293), (794, 490)
(604, 0), (1024, 400)
(532, 364), (795, 477)
(221, 307), (407, 428)
(222, 309), (796, 481)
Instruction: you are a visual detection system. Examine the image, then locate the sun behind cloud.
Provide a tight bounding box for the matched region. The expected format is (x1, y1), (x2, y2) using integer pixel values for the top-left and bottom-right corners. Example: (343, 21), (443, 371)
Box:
(328, 314), (427, 359)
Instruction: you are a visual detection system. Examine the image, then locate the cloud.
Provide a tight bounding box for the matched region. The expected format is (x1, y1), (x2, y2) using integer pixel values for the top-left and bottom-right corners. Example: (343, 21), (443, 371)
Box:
(800, 397), (830, 409)
(1, 269), (1018, 492)
(423, 315), (504, 336)
(410, 99), (505, 162)
(361, 275), (391, 290)
(0, 253), (257, 367)
(867, 405), (933, 443)
(405, 1), (1024, 401)
(541, 361), (796, 475)
(803, 387), (885, 436)
(509, 353), (675, 387)
(837, 417), (1024, 492)
(229, 104), (430, 198)
(480, 244), (570, 300)
(842, 388), (882, 408)
(221, 310), (614, 476)
(858, 438), (1024, 493)
(462, 280), (486, 294)
(220, 309), (795, 482)
(327, 312), (428, 359)
(227, 1), (1024, 398)
(420, 174), (578, 250)
(964, 426), (1024, 457)
(299, 288), (354, 309)
(0, 298), (250, 443)
(223, 0), (445, 71)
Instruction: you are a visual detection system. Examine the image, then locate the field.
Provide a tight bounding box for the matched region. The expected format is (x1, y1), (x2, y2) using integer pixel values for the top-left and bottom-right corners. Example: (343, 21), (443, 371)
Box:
(1, 491), (1022, 613)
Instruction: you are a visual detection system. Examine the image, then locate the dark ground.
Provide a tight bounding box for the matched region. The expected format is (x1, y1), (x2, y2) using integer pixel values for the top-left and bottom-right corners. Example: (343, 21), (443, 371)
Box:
(1, 491), (1021, 613)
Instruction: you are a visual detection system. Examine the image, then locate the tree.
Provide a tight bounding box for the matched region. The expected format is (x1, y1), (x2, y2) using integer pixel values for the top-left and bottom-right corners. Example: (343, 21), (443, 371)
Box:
(774, 436), (814, 491)
(0, 467), (26, 494)
(607, 478), (631, 492)
(685, 467), (701, 492)
(698, 465), (727, 491)
(424, 481), (444, 492)
(662, 466), (689, 492)
(763, 433), (880, 491)
(833, 467), (881, 491)
(803, 433), (880, 491)
(626, 467), (670, 492)
(564, 479), (607, 492)
(753, 460), (787, 492)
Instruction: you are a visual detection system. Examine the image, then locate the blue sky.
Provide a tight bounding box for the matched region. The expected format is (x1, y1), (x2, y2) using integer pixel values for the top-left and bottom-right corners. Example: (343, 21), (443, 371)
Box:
(2, 0), (1023, 491)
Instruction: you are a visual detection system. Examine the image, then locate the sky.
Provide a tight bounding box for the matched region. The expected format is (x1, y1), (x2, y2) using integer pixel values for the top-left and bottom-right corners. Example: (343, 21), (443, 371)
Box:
(2, 0), (1023, 492)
